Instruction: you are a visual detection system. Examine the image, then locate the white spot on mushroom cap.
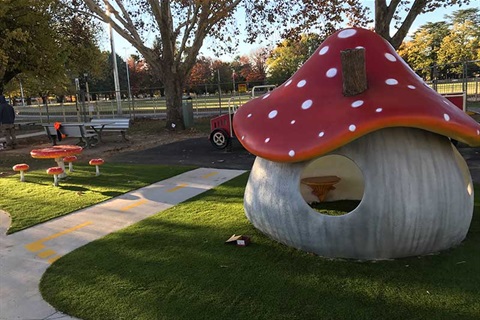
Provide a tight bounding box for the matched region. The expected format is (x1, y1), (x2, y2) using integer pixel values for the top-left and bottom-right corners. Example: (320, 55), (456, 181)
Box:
(319, 46), (329, 55)
(301, 99), (313, 110)
(408, 85), (416, 89)
(444, 113), (450, 121)
(290, 120), (296, 124)
(376, 108), (383, 113)
(386, 78), (398, 85)
(318, 131), (325, 137)
(349, 124), (356, 132)
(268, 110), (278, 119)
(288, 150), (295, 157)
(385, 53), (396, 62)
(351, 100), (364, 108)
(265, 138), (270, 143)
(285, 79), (292, 87)
(477, 130), (480, 135)
(241, 135), (245, 140)
(297, 80), (307, 87)
(262, 93), (270, 99)
(356, 46), (365, 49)
(247, 113), (252, 118)
(326, 68), (337, 78)
(338, 29), (357, 38)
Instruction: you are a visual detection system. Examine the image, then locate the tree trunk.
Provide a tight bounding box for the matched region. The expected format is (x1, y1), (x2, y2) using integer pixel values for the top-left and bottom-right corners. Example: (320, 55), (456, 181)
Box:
(163, 74), (185, 131)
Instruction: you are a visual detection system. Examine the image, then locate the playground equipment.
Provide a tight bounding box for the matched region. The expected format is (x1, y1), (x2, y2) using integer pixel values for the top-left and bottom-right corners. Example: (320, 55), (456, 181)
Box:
(209, 85), (276, 149)
(441, 92), (466, 112)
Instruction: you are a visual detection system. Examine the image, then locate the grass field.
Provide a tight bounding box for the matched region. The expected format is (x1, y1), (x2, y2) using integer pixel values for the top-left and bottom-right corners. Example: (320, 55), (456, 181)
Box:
(40, 174), (480, 320)
(0, 164), (194, 234)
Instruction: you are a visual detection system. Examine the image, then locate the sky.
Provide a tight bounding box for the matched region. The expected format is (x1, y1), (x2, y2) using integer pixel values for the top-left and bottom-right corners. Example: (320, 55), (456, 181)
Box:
(103, 1), (479, 61)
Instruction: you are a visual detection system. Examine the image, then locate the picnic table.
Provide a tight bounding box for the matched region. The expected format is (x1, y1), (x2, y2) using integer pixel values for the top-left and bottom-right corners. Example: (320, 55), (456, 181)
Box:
(42, 122), (110, 147)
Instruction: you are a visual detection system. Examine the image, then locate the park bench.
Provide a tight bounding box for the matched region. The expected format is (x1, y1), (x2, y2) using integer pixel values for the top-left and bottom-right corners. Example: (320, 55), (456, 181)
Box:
(88, 118), (131, 141)
(43, 123), (98, 148)
(14, 121), (36, 130)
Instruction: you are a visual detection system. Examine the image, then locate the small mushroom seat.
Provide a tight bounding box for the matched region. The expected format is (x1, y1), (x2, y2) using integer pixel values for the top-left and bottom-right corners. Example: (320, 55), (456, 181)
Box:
(63, 155), (78, 172)
(233, 27), (480, 260)
(12, 163), (30, 182)
(89, 158), (104, 176)
(46, 167), (64, 187)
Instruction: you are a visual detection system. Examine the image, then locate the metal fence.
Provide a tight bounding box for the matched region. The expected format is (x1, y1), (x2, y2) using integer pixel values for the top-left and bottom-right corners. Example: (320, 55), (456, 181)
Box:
(14, 88), (263, 123)
(415, 59), (480, 101)
(14, 60), (480, 123)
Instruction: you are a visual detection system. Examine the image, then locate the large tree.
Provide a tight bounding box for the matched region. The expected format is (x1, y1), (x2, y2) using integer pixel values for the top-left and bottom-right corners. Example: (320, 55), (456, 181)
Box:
(74, 0), (469, 130)
(0, 0), (60, 95)
(397, 22), (450, 80)
(399, 8), (479, 79)
(374, 0), (471, 49)
(73, 0), (371, 130)
(276, 0), (471, 50)
(0, 0), (104, 97)
(267, 33), (322, 85)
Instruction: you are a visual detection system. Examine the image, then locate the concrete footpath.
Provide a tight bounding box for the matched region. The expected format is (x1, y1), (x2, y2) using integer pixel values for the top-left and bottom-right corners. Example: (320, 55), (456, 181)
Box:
(0, 168), (246, 320)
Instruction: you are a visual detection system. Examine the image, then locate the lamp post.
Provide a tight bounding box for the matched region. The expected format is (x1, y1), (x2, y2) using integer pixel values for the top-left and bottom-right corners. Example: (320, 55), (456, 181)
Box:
(123, 48), (133, 106)
(232, 69), (236, 95)
(18, 78), (25, 107)
(106, 6), (122, 115)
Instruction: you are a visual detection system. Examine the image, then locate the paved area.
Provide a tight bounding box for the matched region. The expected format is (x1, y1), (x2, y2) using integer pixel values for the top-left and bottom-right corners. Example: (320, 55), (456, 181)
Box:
(458, 145), (480, 183)
(109, 137), (256, 170)
(0, 168), (245, 320)
(0, 131), (44, 143)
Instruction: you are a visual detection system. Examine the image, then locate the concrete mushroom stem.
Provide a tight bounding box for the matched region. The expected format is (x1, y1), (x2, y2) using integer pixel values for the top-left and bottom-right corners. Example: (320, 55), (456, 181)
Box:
(89, 159), (105, 176)
(46, 167), (64, 187)
(12, 164), (30, 182)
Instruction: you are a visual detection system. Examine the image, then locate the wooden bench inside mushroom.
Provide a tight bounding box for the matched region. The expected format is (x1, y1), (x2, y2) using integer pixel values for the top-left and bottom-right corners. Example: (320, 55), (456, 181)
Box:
(300, 176), (341, 202)
(233, 27), (480, 260)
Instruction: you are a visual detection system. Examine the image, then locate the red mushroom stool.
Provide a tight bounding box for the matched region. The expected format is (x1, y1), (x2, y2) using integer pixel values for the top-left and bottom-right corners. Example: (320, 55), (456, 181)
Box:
(63, 155), (78, 172)
(301, 176), (341, 202)
(12, 164), (30, 182)
(46, 167), (64, 187)
(89, 158), (104, 176)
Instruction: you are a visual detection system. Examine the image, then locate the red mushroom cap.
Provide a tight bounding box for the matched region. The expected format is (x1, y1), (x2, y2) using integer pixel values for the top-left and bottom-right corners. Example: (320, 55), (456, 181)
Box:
(89, 158), (104, 166)
(31, 145), (83, 159)
(63, 155), (78, 163)
(46, 167), (64, 175)
(13, 163), (30, 171)
(233, 27), (480, 162)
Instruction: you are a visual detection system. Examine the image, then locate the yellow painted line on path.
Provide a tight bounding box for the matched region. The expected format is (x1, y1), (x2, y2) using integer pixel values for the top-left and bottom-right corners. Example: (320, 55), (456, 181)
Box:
(121, 199), (148, 211)
(37, 249), (56, 259)
(167, 183), (188, 193)
(202, 172), (219, 179)
(48, 255), (62, 264)
(24, 221), (93, 252)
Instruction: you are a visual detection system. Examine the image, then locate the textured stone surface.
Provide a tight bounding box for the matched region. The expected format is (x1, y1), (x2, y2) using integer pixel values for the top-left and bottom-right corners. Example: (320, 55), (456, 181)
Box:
(244, 128), (473, 260)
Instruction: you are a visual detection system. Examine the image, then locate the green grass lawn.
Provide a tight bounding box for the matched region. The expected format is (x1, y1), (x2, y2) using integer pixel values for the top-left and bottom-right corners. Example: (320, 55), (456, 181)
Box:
(0, 164), (194, 234)
(40, 174), (480, 320)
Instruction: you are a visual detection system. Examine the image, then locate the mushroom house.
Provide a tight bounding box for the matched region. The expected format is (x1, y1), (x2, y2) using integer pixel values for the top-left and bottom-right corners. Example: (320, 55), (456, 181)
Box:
(233, 27), (480, 260)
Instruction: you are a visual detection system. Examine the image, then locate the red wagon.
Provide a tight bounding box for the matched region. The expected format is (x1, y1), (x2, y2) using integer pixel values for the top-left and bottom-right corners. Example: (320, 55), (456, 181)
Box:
(209, 85), (276, 149)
